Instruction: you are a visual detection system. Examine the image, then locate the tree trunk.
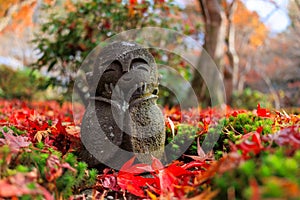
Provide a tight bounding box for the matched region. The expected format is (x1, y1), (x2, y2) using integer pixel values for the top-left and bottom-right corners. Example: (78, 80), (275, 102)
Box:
(189, 0), (227, 106)
(224, 0), (239, 104)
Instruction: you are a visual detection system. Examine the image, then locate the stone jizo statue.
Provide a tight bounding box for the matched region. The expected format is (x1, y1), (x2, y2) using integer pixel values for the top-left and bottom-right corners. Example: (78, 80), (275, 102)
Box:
(79, 41), (165, 168)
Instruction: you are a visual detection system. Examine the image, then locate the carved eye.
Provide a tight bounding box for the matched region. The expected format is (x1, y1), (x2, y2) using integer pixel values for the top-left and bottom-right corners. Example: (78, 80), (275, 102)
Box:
(135, 64), (149, 72)
(130, 59), (149, 72)
(103, 61), (122, 73)
(104, 68), (115, 73)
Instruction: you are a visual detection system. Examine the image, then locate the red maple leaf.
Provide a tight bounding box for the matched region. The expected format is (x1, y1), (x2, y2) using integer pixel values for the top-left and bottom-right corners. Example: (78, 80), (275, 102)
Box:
(257, 103), (271, 118)
(0, 129), (31, 153)
(269, 126), (300, 149)
(117, 157), (155, 198)
(148, 158), (196, 198)
(0, 172), (54, 200)
(236, 131), (263, 158)
(45, 154), (76, 182)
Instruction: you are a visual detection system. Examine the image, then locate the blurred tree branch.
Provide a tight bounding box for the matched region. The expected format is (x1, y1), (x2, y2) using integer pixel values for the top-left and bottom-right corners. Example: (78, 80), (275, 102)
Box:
(295, 0), (300, 11)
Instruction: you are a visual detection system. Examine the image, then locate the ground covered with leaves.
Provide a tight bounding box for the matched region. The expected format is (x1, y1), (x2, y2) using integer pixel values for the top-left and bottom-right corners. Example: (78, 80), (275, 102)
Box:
(0, 99), (299, 199)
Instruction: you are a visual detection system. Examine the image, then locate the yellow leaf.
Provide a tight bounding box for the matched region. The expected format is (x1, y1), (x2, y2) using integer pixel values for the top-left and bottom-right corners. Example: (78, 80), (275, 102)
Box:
(147, 190), (158, 200)
(34, 129), (50, 142)
(188, 187), (219, 200)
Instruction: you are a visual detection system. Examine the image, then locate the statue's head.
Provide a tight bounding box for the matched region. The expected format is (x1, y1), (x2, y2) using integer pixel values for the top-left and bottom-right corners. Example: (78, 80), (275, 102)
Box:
(88, 42), (159, 102)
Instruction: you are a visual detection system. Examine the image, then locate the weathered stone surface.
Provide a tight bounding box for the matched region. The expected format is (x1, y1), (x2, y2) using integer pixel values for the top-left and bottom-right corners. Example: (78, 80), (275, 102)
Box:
(79, 41), (165, 168)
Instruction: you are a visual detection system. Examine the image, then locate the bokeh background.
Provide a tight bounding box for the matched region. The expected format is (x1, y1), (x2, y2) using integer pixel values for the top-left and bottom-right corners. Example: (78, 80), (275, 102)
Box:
(0, 0), (299, 110)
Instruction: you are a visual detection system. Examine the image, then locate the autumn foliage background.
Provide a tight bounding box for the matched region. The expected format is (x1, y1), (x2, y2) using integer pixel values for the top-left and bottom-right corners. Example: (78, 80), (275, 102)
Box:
(0, 0), (299, 199)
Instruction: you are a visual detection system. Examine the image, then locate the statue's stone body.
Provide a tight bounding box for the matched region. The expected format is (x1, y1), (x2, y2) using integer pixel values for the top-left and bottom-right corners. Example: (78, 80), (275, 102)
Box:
(79, 42), (165, 168)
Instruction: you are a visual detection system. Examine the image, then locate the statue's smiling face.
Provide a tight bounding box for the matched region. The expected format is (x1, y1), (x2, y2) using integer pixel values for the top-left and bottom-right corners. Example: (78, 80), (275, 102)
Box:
(98, 58), (158, 101)
(121, 59), (154, 100)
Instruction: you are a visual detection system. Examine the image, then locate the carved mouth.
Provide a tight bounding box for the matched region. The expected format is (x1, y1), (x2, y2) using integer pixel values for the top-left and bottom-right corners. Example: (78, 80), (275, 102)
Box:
(132, 82), (148, 98)
(104, 82), (151, 100)
(104, 83), (114, 95)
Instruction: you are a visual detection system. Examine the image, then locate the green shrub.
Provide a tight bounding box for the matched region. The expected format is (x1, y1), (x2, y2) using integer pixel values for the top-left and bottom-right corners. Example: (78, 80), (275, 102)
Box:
(166, 124), (199, 160)
(31, 0), (183, 102)
(212, 148), (300, 200)
(0, 143), (97, 199)
(232, 88), (273, 110)
(0, 65), (48, 100)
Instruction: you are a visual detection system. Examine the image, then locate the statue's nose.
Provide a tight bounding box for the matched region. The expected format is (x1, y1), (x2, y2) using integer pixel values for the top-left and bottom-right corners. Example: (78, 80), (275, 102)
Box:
(122, 71), (134, 82)
(123, 76), (132, 81)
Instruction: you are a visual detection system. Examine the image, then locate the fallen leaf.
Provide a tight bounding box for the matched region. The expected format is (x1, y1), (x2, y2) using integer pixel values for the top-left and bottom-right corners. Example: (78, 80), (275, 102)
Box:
(257, 103), (271, 118)
(0, 129), (31, 153)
